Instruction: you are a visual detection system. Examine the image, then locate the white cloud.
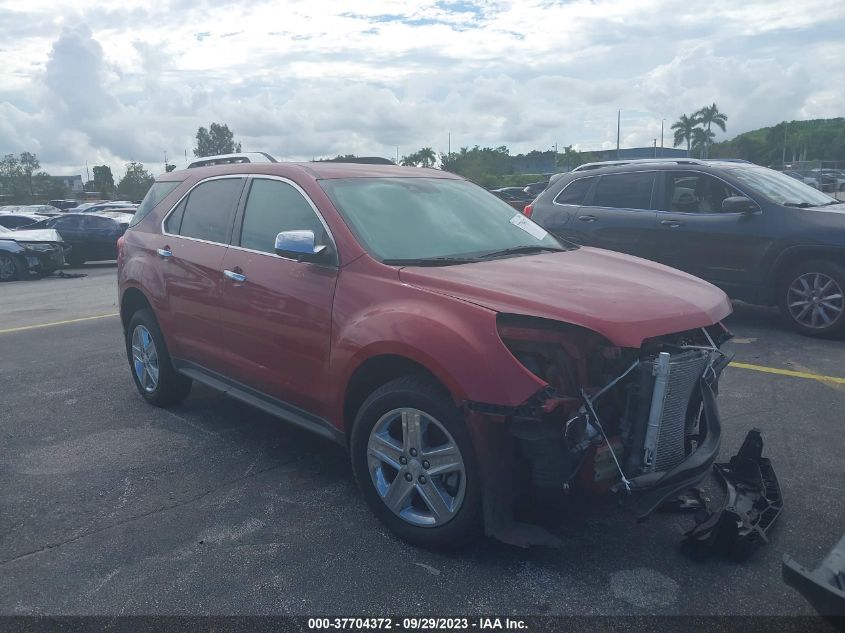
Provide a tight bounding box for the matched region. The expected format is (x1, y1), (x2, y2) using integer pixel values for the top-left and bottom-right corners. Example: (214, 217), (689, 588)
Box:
(0, 0), (843, 176)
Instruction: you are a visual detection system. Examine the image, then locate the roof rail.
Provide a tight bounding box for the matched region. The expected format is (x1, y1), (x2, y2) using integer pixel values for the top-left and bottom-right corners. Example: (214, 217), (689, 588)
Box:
(187, 152), (277, 169)
(572, 158), (707, 172)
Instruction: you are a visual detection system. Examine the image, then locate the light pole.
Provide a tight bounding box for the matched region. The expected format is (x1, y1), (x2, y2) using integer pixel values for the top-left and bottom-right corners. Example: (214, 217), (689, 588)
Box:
(660, 119), (664, 157)
(782, 121), (789, 168)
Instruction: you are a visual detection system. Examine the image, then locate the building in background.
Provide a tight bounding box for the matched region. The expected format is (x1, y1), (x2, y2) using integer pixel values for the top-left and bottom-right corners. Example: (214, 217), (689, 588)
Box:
(50, 175), (84, 192)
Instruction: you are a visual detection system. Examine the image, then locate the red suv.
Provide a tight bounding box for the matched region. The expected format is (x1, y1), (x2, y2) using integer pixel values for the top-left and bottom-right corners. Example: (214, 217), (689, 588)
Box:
(118, 162), (733, 547)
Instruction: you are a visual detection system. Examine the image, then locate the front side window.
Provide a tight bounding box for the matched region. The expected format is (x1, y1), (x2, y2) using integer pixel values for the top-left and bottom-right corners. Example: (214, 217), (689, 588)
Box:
(554, 177), (594, 205)
(665, 172), (742, 213)
(177, 178), (244, 243)
(320, 177), (563, 262)
(239, 178), (333, 261)
(591, 172), (656, 210)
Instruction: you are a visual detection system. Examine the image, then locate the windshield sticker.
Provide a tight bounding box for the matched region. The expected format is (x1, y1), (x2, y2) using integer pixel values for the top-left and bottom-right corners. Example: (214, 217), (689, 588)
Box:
(510, 214), (548, 240)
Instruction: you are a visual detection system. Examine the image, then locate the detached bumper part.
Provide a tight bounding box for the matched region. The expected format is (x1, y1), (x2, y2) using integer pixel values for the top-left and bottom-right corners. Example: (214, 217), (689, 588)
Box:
(683, 428), (783, 561)
(783, 534), (845, 622)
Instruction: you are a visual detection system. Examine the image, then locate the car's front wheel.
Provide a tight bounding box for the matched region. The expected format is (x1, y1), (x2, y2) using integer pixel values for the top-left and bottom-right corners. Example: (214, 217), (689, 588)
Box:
(0, 252), (25, 281)
(779, 260), (845, 337)
(125, 308), (192, 406)
(350, 375), (481, 547)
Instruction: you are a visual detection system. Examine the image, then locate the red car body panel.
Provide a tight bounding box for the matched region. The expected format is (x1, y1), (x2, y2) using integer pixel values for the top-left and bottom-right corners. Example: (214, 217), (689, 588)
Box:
(119, 162), (732, 438)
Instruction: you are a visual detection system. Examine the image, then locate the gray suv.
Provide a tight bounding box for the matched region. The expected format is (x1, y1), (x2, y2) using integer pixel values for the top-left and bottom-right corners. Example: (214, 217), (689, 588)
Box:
(528, 159), (845, 337)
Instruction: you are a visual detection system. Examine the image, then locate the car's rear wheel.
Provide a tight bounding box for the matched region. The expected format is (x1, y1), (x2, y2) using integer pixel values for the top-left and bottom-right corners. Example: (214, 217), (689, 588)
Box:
(779, 260), (845, 337)
(126, 308), (192, 406)
(350, 375), (481, 547)
(0, 253), (25, 281)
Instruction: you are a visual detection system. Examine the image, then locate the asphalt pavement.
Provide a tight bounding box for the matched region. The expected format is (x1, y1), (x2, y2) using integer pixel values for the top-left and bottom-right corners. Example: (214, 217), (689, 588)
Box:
(1, 264), (843, 616)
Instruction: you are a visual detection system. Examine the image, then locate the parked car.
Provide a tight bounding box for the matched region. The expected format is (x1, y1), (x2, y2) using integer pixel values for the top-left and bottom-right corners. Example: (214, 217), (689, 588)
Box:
(0, 213), (46, 229)
(28, 212), (131, 266)
(783, 170), (820, 189)
(70, 201), (137, 214)
(528, 158), (845, 336)
(49, 199), (81, 211)
(118, 162), (733, 547)
(523, 181), (549, 197)
(0, 204), (61, 216)
(0, 225), (66, 281)
(489, 187), (534, 211)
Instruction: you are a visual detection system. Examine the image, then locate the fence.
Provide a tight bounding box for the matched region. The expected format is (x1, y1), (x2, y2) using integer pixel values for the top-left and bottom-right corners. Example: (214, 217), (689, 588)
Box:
(779, 160), (845, 197)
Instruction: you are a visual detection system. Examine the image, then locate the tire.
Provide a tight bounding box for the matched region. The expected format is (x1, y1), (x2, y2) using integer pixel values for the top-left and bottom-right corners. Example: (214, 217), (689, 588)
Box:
(778, 260), (845, 337)
(350, 375), (482, 548)
(125, 308), (192, 406)
(0, 252), (25, 281)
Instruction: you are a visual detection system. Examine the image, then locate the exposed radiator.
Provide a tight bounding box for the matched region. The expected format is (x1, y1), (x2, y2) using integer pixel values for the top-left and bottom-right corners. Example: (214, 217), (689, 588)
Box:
(641, 350), (710, 473)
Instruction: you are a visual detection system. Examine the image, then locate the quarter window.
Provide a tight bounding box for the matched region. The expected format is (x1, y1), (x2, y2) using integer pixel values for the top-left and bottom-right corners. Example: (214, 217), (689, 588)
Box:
(239, 178), (331, 259)
(177, 178), (244, 243)
(554, 177), (594, 205)
(592, 172), (656, 210)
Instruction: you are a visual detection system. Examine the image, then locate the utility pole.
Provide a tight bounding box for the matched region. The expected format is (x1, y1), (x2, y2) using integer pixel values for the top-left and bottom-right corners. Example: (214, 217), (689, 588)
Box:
(653, 139), (657, 158)
(660, 119), (664, 157)
(164, 151), (168, 172)
(396, 146), (399, 165)
(448, 132), (451, 157)
(616, 110), (621, 160)
(782, 121), (789, 168)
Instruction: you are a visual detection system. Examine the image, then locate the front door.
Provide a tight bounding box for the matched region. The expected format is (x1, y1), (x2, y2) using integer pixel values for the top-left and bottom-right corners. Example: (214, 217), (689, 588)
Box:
(217, 177), (338, 417)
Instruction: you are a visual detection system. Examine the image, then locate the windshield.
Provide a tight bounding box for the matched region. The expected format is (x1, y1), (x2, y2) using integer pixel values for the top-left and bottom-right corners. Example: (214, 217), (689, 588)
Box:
(728, 166), (835, 207)
(320, 177), (563, 262)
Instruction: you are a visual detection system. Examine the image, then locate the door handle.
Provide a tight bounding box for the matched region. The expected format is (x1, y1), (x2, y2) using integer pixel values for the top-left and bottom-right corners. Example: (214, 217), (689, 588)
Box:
(157, 247), (172, 258)
(578, 215), (598, 222)
(224, 269), (246, 283)
(660, 220), (683, 228)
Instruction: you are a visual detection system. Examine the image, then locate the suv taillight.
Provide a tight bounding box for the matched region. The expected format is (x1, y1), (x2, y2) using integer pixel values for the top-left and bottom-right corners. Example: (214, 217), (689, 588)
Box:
(523, 203), (534, 218)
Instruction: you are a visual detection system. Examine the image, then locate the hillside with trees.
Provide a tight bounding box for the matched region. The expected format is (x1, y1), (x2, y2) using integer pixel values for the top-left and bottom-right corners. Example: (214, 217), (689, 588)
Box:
(709, 118), (845, 166)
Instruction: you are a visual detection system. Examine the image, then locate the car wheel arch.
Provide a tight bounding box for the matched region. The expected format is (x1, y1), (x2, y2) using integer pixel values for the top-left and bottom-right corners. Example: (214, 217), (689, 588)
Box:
(771, 246), (845, 303)
(120, 286), (154, 332)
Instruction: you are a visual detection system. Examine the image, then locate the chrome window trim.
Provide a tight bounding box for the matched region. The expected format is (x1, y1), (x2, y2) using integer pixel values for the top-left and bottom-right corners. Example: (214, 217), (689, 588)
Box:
(160, 174), (338, 263)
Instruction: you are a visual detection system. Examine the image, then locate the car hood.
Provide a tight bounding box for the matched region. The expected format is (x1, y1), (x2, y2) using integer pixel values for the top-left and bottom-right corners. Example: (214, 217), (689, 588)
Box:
(4, 228), (63, 243)
(399, 247), (732, 348)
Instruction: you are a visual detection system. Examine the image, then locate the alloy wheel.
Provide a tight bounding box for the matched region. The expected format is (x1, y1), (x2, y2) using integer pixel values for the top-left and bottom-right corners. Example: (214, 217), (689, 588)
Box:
(786, 272), (844, 329)
(367, 407), (466, 527)
(131, 325), (160, 392)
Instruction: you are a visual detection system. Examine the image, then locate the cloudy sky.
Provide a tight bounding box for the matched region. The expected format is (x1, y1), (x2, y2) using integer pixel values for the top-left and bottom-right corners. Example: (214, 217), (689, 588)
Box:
(1, 0), (843, 177)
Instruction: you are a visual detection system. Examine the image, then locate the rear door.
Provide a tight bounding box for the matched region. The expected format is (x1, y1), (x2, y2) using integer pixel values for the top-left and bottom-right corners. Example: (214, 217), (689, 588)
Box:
(80, 215), (119, 260)
(217, 176), (339, 416)
(535, 175), (595, 241)
(654, 170), (772, 288)
(159, 176), (246, 372)
(572, 171), (660, 259)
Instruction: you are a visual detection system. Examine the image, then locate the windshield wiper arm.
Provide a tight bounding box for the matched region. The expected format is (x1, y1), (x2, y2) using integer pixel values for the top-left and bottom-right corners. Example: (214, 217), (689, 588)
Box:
(478, 245), (565, 259)
(783, 202), (814, 208)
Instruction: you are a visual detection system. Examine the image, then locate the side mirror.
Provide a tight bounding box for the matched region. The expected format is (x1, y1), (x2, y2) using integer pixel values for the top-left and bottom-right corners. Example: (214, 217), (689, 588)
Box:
(722, 196), (758, 214)
(274, 230), (327, 261)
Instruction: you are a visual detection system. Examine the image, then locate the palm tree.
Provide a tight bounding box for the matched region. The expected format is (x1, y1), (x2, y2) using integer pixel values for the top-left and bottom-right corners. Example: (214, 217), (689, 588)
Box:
(400, 152), (419, 167)
(691, 127), (715, 159)
(695, 103), (728, 158)
(417, 147), (436, 168)
(671, 114), (700, 156)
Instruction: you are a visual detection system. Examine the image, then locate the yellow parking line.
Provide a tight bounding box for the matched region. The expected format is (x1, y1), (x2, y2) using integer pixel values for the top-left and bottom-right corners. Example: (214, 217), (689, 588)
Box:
(731, 361), (845, 385)
(0, 313), (119, 335)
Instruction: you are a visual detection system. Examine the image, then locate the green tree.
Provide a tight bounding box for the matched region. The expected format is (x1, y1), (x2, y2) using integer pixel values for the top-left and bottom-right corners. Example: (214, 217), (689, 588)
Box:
(694, 103), (728, 158)
(671, 114), (701, 156)
(0, 154), (22, 199)
(165, 163), (176, 173)
(117, 162), (155, 201)
(400, 151), (420, 167)
(691, 127), (715, 159)
(193, 122), (242, 157)
(92, 165), (115, 196)
(439, 145), (512, 187)
(19, 152), (40, 199)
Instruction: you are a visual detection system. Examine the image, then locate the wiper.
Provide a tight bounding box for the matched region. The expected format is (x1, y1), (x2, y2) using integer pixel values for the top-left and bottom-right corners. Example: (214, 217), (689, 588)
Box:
(478, 245), (565, 259)
(381, 256), (480, 266)
(783, 202), (814, 208)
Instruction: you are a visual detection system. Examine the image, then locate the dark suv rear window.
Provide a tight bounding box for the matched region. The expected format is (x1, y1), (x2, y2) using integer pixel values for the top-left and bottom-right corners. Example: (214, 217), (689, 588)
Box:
(592, 172), (656, 210)
(554, 177), (594, 205)
(175, 178), (244, 244)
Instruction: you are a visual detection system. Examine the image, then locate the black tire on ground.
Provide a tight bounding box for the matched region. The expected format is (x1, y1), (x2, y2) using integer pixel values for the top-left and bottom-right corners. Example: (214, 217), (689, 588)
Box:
(778, 259), (845, 337)
(0, 252), (25, 281)
(125, 308), (192, 407)
(350, 374), (482, 548)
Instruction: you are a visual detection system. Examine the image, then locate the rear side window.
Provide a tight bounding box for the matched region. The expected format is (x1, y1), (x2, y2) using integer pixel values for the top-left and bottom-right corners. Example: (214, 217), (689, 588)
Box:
(128, 181), (180, 228)
(83, 216), (115, 230)
(554, 177), (594, 205)
(164, 199), (187, 234)
(238, 178), (331, 258)
(591, 172), (656, 210)
(176, 178), (244, 243)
